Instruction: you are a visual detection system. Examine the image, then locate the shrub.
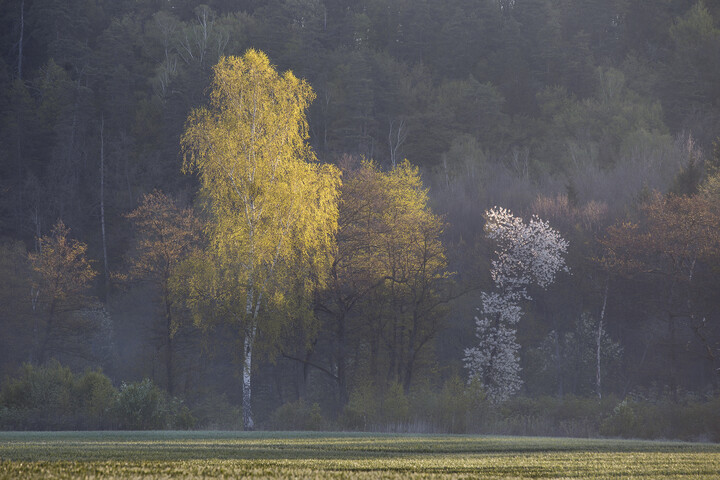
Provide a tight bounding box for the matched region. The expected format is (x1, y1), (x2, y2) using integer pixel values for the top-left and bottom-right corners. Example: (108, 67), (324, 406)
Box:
(75, 369), (117, 429)
(114, 378), (175, 429)
(189, 392), (242, 430)
(600, 396), (720, 441)
(269, 400), (326, 431)
(339, 383), (379, 430)
(0, 361), (105, 430)
(436, 376), (471, 433)
(0, 363), (195, 430)
(379, 382), (410, 428)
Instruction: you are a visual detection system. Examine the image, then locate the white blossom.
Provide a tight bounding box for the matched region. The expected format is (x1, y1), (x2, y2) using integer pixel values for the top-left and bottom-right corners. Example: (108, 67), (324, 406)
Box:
(464, 207), (568, 403)
(464, 292), (523, 402)
(485, 206), (569, 298)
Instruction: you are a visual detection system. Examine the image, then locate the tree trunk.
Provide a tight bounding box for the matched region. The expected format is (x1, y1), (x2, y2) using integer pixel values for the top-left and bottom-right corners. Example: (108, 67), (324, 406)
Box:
(336, 312), (348, 405)
(165, 295), (174, 396)
(18, 0), (24, 80)
(242, 278), (261, 431)
(243, 323), (256, 430)
(39, 301), (57, 364)
(100, 115), (110, 304)
(596, 281), (608, 399)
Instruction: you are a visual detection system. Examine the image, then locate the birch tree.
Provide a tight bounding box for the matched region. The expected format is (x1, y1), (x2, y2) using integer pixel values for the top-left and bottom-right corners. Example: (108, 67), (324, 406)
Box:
(181, 50), (340, 429)
(465, 207), (568, 402)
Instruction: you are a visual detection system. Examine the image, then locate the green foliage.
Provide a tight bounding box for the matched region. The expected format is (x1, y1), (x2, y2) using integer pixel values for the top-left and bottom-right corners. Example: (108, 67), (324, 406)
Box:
(409, 376), (491, 434)
(380, 382), (410, 427)
(601, 396), (720, 442)
(188, 391), (242, 430)
(0, 241), (33, 377)
(339, 383), (378, 430)
(340, 377), (490, 434)
(0, 361), (113, 430)
(0, 363), (194, 430)
(269, 400), (326, 431)
(114, 378), (194, 430)
(181, 49), (341, 429)
(74, 369), (117, 427)
(496, 395), (617, 438)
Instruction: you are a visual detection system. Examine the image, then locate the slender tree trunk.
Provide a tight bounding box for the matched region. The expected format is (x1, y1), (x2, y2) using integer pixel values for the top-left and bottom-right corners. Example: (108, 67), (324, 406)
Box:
(18, 0), (24, 80)
(100, 115), (110, 304)
(243, 322), (256, 430)
(667, 279), (678, 402)
(548, 299), (563, 398)
(369, 328), (379, 384)
(167, 316), (174, 395)
(596, 281), (609, 399)
(298, 349), (311, 400)
(242, 280), (260, 431)
(336, 312), (348, 405)
(165, 294), (174, 396)
(39, 301), (57, 364)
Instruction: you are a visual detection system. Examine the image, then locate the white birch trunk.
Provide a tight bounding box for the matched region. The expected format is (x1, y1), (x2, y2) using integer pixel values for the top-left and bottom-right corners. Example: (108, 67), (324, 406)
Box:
(100, 115), (109, 303)
(242, 279), (262, 431)
(242, 322), (255, 430)
(596, 282), (608, 399)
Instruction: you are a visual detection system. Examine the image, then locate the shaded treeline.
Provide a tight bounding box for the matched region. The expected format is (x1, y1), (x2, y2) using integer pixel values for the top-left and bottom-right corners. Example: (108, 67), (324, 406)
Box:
(1, 0), (720, 430)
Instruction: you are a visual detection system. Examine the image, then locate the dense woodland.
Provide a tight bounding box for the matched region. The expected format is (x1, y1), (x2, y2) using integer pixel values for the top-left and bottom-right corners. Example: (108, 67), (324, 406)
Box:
(2, 0), (720, 435)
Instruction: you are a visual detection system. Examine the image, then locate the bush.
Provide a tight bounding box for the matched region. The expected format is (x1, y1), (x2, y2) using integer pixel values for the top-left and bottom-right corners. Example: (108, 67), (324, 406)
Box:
(435, 376), (471, 433)
(269, 400), (326, 431)
(380, 382), (410, 428)
(494, 395), (616, 437)
(75, 369), (116, 429)
(188, 392), (242, 430)
(339, 383), (379, 430)
(0, 361), (111, 430)
(0, 362), (194, 430)
(600, 396), (720, 441)
(114, 378), (194, 430)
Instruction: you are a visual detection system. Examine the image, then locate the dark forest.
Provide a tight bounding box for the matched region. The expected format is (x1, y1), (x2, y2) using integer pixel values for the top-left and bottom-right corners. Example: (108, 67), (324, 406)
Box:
(2, 0), (720, 439)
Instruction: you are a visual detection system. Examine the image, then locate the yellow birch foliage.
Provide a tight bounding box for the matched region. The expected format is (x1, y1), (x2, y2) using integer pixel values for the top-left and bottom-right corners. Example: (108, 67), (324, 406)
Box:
(181, 49), (341, 325)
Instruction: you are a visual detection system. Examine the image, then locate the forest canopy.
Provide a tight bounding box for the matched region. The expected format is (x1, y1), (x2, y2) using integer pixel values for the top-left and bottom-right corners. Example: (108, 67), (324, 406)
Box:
(1, 0), (720, 436)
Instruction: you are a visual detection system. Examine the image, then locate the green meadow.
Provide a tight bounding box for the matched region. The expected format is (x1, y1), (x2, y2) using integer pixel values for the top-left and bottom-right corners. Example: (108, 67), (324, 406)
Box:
(0, 431), (718, 479)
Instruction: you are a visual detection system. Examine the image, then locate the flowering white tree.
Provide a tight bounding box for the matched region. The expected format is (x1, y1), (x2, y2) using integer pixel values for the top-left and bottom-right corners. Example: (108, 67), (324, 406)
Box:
(465, 207), (568, 402)
(485, 207), (569, 297)
(464, 292), (523, 402)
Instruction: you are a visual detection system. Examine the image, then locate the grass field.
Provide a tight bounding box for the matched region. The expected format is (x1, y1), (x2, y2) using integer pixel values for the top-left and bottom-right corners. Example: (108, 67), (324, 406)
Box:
(0, 431), (719, 479)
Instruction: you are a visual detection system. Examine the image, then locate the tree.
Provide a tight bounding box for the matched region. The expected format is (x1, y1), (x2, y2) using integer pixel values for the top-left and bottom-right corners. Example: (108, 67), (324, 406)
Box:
(0, 241), (34, 376)
(601, 192), (720, 392)
(375, 160), (452, 392)
(465, 207), (568, 402)
(123, 190), (201, 395)
(29, 220), (97, 364)
(307, 157), (451, 404)
(533, 312), (623, 397)
(664, 2), (720, 144)
(181, 50), (341, 429)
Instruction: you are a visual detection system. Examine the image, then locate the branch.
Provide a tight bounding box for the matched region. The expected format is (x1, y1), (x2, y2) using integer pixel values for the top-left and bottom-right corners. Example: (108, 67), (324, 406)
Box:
(281, 351), (338, 382)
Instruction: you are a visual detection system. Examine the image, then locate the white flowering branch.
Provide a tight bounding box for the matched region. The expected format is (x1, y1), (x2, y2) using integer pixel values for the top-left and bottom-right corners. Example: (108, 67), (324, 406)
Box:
(465, 207), (568, 402)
